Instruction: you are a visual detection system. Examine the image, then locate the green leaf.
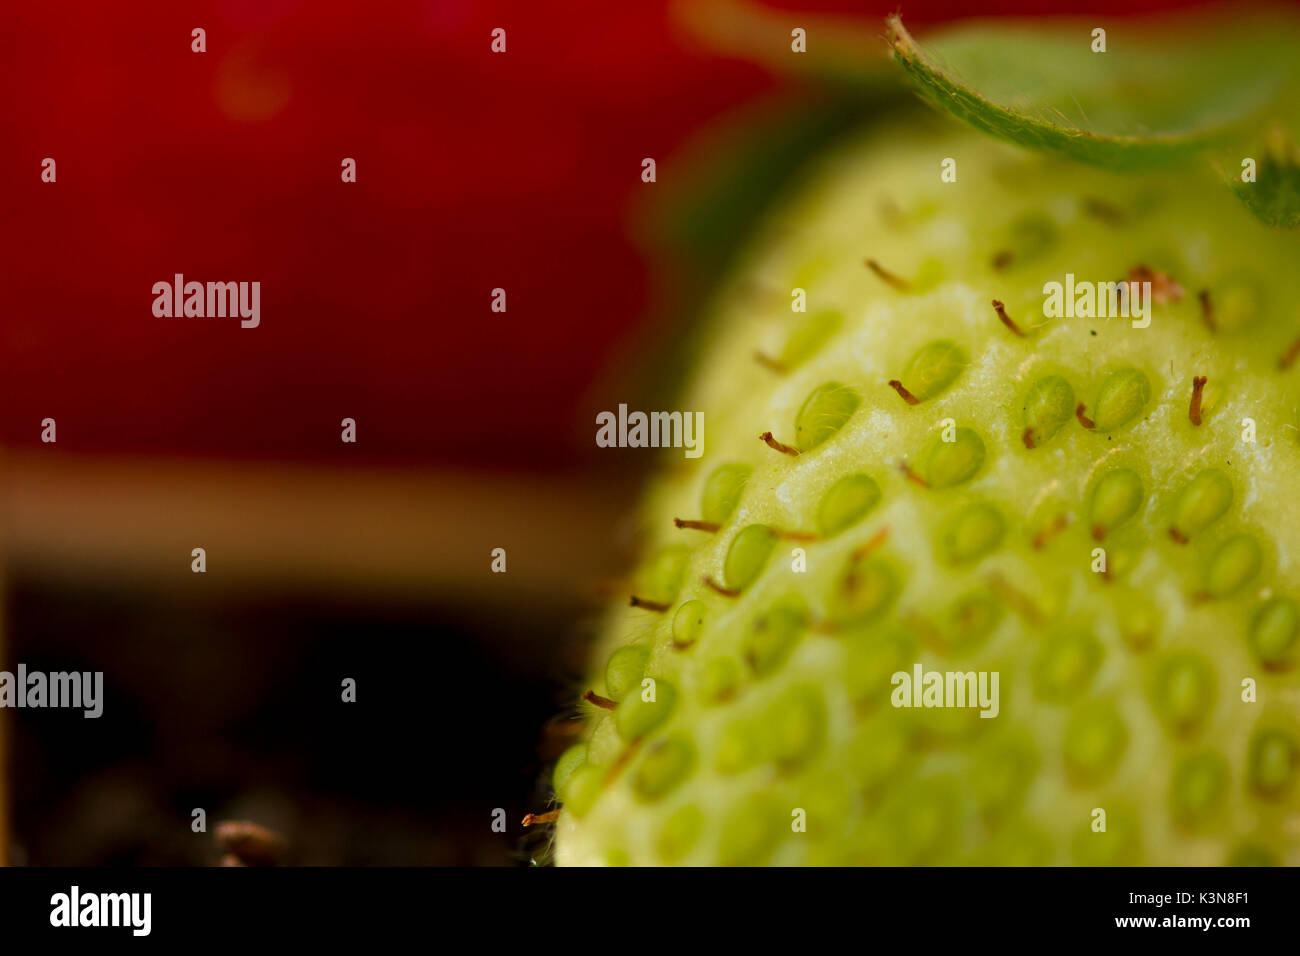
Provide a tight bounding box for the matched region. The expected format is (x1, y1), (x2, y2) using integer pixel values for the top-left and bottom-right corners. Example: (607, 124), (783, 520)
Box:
(886, 11), (1298, 169)
(1229, 131), (1300, 229)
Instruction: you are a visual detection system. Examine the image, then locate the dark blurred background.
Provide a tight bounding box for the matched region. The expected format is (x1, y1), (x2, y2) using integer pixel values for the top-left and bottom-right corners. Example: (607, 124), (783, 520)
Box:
(0, 0), (1239, 864)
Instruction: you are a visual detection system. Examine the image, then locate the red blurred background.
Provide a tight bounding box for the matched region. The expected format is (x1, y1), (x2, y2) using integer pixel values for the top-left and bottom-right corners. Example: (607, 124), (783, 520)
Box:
(1, 0), (1224, 470)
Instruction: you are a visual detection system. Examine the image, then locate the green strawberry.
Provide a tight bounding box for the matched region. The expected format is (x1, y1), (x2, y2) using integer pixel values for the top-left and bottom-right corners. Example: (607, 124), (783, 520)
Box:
(548, 12), (1300, 865)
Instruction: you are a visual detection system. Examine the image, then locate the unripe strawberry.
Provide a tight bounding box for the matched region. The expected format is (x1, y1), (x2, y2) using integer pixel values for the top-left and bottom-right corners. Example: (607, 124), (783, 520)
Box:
(548, 11), (1300, 865)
